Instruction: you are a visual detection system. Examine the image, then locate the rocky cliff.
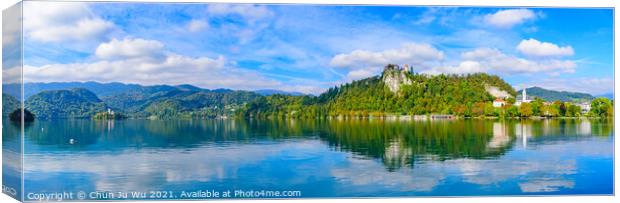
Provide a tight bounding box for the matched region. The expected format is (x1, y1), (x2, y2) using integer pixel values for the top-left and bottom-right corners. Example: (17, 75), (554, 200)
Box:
(381, 64), (412, 94)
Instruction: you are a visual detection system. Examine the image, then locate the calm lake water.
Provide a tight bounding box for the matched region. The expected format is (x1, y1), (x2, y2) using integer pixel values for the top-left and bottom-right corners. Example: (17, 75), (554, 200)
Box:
(2, 118), (614, 199)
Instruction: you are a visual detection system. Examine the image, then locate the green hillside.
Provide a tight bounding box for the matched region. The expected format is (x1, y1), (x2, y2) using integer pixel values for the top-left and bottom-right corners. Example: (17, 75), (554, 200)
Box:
(103, 87), (261, 119)
(240, 64), (517, 118)
(19, 84), (262, 119)
(25, 88), (108, 118)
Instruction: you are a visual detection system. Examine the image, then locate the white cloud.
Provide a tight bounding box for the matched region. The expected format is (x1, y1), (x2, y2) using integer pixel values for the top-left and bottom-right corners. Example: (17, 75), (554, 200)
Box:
(484, 9), (537, 28)
(517, 38), (574, 57)
(330, 42), (444, 68)
(95, 38), (165, 60)
(329, 42), (444, 80)
(207, 4), (274, 22)
(24, 140), (322, 192)
(459, 47), (576, 74)
(23, 38), (284, 91)
(2, 66), (22, 84)
(519, 179), (575, 193)
(422, 61), (486, 75)
(187, 19), (209, 32)
(414, 15), (436, 25)
(2, 3), (21, 48)
(23, 1), (114, 43)
(346, 69), (376, 80)
(329, 40), (576, 80)
(205, 4), (274, 45)
(331, 156), (445, 192)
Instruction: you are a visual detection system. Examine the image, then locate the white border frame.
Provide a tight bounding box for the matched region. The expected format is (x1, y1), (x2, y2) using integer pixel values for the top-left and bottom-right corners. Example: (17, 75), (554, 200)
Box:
(1, 1), (617, 203)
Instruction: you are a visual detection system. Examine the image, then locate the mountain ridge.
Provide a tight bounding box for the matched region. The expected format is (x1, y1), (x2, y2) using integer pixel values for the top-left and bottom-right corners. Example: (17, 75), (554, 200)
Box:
(518, 86), (595, 102)
(7, 64), (612, 119)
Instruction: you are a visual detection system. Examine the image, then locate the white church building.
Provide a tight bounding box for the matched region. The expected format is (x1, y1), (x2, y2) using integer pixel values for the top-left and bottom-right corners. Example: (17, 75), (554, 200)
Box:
(515, 87), (532, 106)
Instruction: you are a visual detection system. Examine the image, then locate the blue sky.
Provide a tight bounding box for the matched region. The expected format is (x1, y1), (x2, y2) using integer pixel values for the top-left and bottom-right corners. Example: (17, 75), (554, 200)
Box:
(13, 2), (614, 95)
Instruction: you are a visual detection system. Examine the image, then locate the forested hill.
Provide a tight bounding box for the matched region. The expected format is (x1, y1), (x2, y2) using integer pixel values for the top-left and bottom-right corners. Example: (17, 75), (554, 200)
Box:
(2, 82), (307, 100)
(518, 87), (595, 102)
(25, 88), (109, 118)
(21, 85), (262, 119)
(240, 64), (517, 118)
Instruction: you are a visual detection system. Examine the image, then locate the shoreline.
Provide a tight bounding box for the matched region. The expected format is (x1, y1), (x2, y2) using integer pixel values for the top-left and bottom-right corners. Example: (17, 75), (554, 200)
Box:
(11, 115), (612, 121)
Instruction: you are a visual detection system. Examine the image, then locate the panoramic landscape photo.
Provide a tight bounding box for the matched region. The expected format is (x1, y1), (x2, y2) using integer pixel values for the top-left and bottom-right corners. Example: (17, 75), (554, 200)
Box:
(1, 1), (614, 200)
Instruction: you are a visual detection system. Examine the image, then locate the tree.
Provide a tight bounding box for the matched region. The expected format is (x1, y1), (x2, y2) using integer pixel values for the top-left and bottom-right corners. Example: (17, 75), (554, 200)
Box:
(559, 102), (568, 116)
(519, 102), (533, 117)
(539, 104), (549, 117)
(531, 98), (544, 116)
(590, 97), (613, 117)
(9, 109), (35, 122)
(484, 102), (497, 116)
(548, 101), (561, 117)
(506, 97), (516, 105)
(452, 104), (467, 116)
(566, 104), (581, 117)
(506, 105), (519, 117)
(472, 102), (486, 117)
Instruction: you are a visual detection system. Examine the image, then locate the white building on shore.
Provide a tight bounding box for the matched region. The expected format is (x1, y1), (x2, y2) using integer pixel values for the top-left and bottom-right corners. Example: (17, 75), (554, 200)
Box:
(578, 103), (591, 114)
(515, 87), (532, 106)
(493, 98), (506, 107)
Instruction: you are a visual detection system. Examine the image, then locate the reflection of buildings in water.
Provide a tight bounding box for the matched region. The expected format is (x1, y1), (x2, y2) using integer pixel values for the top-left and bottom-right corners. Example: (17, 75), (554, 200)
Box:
(542, 119), (551, 135)
(106, 120), (114, 131)
(384, 138), (412, 168)
(576, 119), (591, 135)
(515, 122), (532, 148)
(487, 122), (511, 149)
(288, 118), (296, 126)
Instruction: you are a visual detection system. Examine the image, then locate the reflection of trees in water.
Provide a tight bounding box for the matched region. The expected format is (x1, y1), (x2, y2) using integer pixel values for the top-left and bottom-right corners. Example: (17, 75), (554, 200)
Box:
(318, 119), (517, 170)
(2, 119), (28, 153)
(25, 119), (104, 148)
(321, 118), (613, 170)
(23, 118), (319, 149)
(2, 120), (21, 143)
(23, 118), (613, 169)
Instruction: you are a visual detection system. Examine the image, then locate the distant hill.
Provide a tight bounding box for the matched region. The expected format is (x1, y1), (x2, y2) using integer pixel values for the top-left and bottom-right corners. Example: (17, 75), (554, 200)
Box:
(3, 82), (143, 99)
(104, 86), (262, 118)
(18, 84), (262, 119)
(2, 81), (308, 119)
(254, 89), (305, 96)
(2, 80), (267, 119)
(25, 88), (108, 118)
(3, 82), (299, 99)
(518, 87), (595, 102)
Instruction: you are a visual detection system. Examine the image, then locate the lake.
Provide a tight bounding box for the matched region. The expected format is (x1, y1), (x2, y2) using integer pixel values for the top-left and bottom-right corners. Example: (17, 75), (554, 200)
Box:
(2, 118), (614, 199)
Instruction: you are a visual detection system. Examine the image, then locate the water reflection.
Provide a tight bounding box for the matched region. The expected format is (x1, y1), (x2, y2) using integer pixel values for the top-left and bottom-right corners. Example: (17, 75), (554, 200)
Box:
(18, 119), (614, 165)
(12, 118), (614, 197)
